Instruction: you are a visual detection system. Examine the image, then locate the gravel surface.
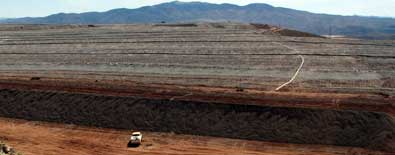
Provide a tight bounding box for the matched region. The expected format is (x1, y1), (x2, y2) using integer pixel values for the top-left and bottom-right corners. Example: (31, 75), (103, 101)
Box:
(0, 24), (394, 94)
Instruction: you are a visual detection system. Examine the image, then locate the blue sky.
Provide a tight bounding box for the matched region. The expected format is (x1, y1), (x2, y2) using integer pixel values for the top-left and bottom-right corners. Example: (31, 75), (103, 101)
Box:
(1, 0), (395, 18)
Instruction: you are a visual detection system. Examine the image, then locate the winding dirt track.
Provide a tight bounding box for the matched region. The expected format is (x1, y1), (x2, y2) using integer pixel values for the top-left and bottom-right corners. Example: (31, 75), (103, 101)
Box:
(275, 55), (305, 91)
(0, 118), (389, 155)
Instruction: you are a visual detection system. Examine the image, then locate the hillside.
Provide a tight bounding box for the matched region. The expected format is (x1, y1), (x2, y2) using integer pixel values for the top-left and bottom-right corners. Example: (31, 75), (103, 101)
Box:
(2, 1), (395, 39)
(0, 23), (394, 153)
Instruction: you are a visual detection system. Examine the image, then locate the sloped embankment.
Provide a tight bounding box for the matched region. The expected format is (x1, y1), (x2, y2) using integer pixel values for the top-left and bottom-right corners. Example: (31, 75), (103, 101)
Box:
(0, 89), (393, 152)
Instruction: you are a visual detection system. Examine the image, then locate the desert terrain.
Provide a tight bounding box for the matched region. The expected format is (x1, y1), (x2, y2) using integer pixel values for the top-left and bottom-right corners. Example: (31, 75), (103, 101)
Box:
(0, 23), (394, 154)
(0, 117), (390, 155)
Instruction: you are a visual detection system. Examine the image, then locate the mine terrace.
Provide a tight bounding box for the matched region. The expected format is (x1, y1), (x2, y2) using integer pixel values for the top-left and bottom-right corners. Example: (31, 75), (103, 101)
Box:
(0, 23), (394, 154)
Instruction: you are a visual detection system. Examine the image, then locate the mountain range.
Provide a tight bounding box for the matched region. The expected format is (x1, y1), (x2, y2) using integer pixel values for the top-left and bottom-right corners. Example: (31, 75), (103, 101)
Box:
(2, 1), (395, 39)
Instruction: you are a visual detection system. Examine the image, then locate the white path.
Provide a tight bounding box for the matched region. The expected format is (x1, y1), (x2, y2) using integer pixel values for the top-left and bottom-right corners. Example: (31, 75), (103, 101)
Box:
(272, 41), (305, 91)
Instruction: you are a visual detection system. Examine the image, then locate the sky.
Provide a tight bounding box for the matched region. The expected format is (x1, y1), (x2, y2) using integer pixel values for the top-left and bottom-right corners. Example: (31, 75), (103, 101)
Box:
(1, 0), (395, 18)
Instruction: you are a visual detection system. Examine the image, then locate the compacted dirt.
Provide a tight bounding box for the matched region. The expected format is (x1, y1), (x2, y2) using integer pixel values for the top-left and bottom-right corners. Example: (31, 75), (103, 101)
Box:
(0, 23), (394, 154)
(0, 118), (390, 155)
(0, 88), (394, 152)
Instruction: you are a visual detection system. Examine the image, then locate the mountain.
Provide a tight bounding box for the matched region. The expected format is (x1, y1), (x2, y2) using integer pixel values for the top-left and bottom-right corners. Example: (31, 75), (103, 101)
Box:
(2, 1), (395, 39)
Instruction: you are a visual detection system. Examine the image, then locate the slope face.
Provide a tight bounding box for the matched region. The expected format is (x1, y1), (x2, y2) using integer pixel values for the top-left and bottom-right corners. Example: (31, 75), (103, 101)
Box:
(2, 1), (395, 39)
(0, 88), (393, 152)
(0, 24), (394, 153)
(0, 118), (387, 155)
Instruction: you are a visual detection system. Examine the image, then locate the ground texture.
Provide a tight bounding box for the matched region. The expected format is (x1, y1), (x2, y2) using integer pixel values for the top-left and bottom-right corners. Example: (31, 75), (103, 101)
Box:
(0, 118), (391, 155)
(0, 88), (394, 152)
(0, 23), (394, 154)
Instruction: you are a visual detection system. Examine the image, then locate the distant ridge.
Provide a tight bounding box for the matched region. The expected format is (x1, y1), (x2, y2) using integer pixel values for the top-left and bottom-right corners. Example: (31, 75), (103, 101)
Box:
(2, 1), (395, 39)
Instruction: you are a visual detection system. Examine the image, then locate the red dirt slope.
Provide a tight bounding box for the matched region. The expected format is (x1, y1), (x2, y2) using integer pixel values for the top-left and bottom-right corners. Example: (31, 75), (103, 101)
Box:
(0, 118), (389, 155)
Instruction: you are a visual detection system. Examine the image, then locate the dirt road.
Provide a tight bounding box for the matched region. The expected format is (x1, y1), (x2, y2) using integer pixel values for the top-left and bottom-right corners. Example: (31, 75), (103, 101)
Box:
(0, 118), (388, 155)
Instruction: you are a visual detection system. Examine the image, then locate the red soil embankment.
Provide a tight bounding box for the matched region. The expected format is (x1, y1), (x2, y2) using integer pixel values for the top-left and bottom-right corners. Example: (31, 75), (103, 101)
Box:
(1, 118), (389, 155)
(0, 88), (393, 152)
